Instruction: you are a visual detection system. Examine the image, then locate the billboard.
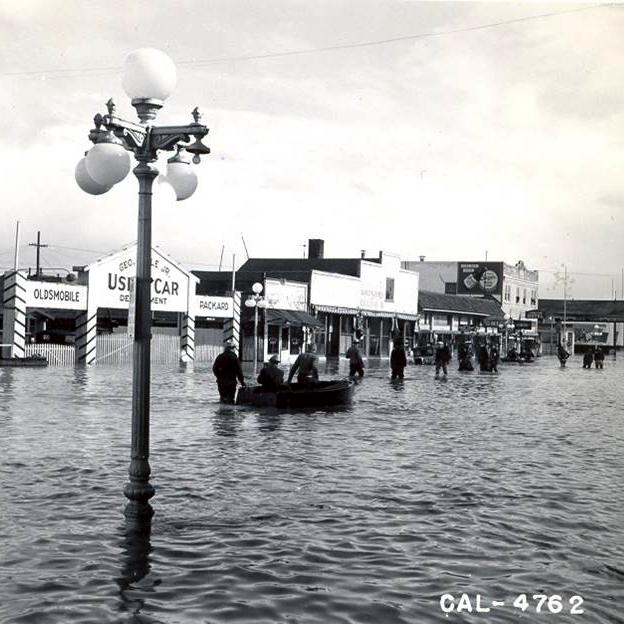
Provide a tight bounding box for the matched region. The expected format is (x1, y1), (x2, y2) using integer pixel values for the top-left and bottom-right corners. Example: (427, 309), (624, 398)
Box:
(456, 262), (503, 296)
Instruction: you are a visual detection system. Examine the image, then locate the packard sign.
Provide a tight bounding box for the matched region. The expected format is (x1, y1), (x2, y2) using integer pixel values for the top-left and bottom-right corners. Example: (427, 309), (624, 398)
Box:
(193, 296), (234, 318)
(457, 262), (504, 296)
(24, 280), (88, 311)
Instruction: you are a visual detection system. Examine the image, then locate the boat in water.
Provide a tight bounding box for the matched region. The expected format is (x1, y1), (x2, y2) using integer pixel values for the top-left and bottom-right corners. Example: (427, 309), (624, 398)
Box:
(236, 379), (355, 409)
(0, 355), (48, 367)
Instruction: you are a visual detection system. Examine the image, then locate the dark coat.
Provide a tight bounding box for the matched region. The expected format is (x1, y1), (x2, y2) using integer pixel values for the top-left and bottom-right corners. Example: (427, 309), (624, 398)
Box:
(257, 363), (284, 389)
(212, 350), (245, 384)
(435, 345), (451, 364)
(390, 347), (407, 370)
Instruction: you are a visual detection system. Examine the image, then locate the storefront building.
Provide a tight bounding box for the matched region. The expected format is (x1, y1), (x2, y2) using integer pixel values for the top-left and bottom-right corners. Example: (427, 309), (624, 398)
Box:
(416, 290), (505, 352)
(238, 240), (420, 358)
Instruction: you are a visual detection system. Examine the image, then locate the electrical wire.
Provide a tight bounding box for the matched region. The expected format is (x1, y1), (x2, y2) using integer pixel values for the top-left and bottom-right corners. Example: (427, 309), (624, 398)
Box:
(0, 4), (609, 79)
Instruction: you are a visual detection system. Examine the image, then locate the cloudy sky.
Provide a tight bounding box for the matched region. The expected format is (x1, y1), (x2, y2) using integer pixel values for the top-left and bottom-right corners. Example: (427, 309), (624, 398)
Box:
(1, 0), (622, 298)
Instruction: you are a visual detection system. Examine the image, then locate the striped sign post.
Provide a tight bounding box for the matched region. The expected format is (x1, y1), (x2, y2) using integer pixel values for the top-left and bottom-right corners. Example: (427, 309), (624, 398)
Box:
(223, 290), (241, 350)
(75, 306), (98, 365)
(1, 270), (27, 359)
(179, 313), (195, 363)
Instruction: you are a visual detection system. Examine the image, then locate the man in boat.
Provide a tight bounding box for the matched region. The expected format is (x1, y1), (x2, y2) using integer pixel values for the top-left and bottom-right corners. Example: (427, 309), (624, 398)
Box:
(212, 340), (246, 403)
(257, 355), (285, 391)
(390, 340), (407, 380)
(288, 343), (319, 385)
(346, 339), (365, 377)
(582, 349), (594, 369)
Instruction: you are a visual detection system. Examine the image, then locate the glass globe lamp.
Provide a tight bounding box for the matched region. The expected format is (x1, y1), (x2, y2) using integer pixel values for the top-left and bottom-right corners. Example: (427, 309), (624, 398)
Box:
(86, 142), (131, 187)
(122, 48), (177, 105)
(166, 149), (198, 201)
(75, 157), (112, 195)
(252, 282), (263, 295)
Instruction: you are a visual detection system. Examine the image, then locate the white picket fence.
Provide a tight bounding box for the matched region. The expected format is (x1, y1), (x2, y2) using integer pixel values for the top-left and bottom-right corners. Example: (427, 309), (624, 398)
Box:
(95, 333), (222, 365)
(25, 343), (76, 366)
(21, 335), (222, 367)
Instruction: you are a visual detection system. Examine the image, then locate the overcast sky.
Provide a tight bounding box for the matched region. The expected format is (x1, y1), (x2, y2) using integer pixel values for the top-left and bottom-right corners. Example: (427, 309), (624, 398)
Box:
(1, 0), (622, 298)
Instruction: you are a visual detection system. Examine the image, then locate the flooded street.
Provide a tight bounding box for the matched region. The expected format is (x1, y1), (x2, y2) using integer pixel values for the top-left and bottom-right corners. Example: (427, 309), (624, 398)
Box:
(1, 356), (623, 623)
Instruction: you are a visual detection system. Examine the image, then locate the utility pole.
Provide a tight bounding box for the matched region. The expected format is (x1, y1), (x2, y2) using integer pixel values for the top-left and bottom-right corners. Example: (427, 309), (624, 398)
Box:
(563, 264), (567, 347)
(28, 231), (48, 278)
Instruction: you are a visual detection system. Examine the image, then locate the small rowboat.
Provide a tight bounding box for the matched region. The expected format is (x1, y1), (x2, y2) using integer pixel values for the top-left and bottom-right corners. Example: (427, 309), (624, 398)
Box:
(236, 379), (355, 409)
(0, 355), (48, 367)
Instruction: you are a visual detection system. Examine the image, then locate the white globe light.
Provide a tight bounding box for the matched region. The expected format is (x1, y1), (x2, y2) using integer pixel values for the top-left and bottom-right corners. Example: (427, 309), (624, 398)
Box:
(75, 158), (112, 195)
(252, 282), (263, 295)
(153, 175), (177, 209)
(244, 298), (256, 308)
(166, 161), (198, 201)
(122, 48), (177, 101)
(85, 142), (131, 187)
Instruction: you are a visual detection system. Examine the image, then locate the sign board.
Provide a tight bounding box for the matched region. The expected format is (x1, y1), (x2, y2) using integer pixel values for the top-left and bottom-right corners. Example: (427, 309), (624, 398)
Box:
(88, 246), (192, 312)
(457, 262), (504, 296)
(265, 279), (307, 311)
(24, 280), (88, 311)
(512, 319), (533, 330)
(193, 295), (234, 318)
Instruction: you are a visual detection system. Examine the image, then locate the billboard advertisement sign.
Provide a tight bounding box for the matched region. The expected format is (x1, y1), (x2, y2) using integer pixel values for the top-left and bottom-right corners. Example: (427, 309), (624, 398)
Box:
(456, 262), (503, 296)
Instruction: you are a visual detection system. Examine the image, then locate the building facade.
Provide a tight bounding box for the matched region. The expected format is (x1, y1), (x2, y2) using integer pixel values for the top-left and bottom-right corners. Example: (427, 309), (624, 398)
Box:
(237, 240), (420, 359)
(402, 258), (539, 321)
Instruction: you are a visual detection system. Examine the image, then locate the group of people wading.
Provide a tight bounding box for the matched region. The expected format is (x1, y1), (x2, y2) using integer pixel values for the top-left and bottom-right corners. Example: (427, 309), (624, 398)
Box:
(212, 334), (608, 403)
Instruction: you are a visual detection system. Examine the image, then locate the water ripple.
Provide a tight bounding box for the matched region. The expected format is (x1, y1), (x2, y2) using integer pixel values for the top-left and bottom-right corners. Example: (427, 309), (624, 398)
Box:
(0, 357), (623, 623)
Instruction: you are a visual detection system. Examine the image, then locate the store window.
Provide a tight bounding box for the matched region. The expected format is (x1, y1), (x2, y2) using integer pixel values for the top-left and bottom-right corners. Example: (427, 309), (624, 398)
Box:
(281, 327), (289, 351)
(267, 325), (279, 355)
(385, 278), (395, 302)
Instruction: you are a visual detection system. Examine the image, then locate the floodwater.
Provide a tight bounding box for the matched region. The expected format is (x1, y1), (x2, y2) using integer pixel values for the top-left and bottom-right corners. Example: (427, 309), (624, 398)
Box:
(0, 356), (623, 624)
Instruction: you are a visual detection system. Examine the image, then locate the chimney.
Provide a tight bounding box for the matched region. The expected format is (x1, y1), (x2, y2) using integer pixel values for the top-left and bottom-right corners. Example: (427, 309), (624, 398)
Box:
(361, 250), (366, 259)
(308, 238), (324, 259)
(419, 255), (426, 262)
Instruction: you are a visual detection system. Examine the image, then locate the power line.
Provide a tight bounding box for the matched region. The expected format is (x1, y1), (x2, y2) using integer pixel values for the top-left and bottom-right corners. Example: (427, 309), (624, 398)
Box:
(0, 4), (608, 79)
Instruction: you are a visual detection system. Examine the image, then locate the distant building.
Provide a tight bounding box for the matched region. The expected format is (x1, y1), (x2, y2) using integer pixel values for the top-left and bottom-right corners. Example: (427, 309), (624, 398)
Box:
(402, 258), (539, 321)
(534, 299), (624, 354)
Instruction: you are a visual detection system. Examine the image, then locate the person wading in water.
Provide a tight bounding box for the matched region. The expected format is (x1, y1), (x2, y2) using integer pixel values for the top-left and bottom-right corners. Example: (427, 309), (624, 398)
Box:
(390, 340), (407, 380)
(346, 339), (365, 378)
(212, 340), (246, 403)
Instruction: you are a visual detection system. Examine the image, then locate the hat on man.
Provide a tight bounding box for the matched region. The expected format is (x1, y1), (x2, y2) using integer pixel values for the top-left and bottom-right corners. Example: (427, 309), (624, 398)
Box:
(225, 339), (235, 350)
(269, 355), (279, 364)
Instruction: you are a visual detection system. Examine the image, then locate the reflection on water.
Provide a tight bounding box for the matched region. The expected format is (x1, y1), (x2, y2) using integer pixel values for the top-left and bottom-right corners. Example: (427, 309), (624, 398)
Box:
(0, 356), (623, 623)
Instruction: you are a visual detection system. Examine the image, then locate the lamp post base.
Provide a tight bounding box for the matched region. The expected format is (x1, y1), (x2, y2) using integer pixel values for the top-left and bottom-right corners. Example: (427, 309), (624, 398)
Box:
(123, 457), (155, 519)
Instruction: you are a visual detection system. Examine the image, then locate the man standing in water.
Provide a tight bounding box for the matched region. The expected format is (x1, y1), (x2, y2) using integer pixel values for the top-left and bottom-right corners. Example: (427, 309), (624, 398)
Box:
(557, 343), (570, 368)
(390, 340), (407, 380)
(434, 339), (451, 379)
(212, 340), (246, 403)
(346, 339), (365, 377)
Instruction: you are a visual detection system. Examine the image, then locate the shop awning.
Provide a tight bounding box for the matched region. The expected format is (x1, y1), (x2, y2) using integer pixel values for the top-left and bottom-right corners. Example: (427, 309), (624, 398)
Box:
(313, 304), (418, 321)
(266, 309), (324, 327)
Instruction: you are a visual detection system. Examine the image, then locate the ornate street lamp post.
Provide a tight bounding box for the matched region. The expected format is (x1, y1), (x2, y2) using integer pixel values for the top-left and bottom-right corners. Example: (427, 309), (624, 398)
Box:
(244, 282), (267, 376)
(76, 48), (210, 519)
